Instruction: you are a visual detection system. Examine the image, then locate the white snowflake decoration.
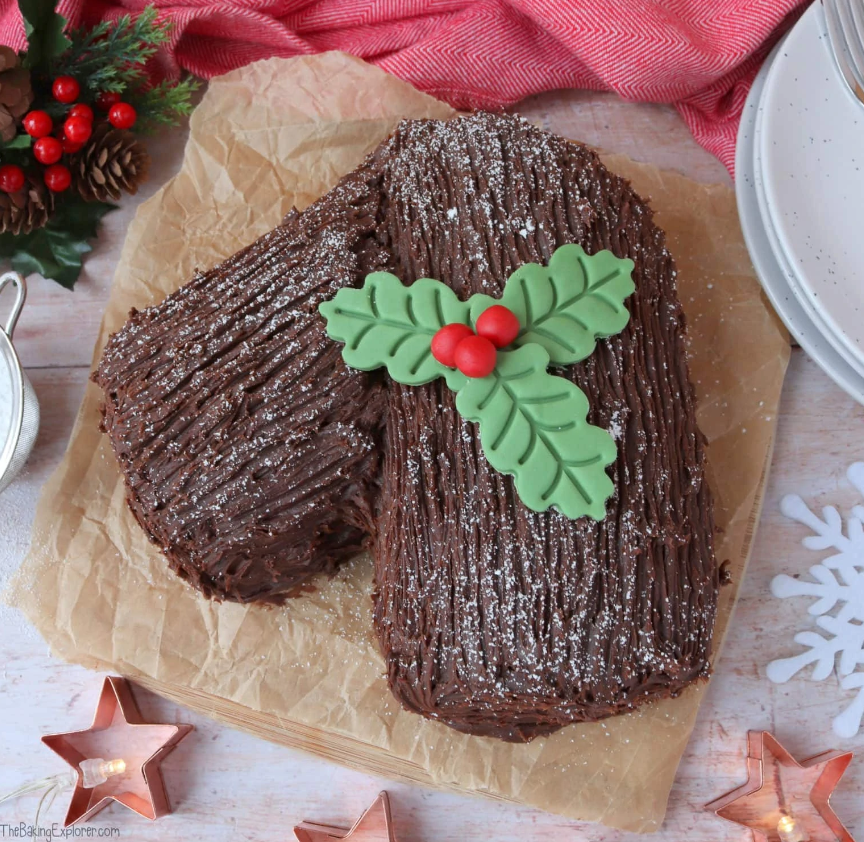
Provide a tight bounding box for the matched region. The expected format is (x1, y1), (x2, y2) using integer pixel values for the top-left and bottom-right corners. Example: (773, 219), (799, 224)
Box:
(767, 462), (864, 738)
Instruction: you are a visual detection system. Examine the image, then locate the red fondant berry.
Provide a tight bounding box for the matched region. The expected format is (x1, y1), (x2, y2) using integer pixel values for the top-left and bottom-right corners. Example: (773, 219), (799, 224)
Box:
(96, 91), (121, 112)
(23, 110), (52, 138)
(68, 103), (94, 122)
(454, 335), (497, 378)
(52, 76), (80, 104)
(63, 116), (92, 144)
(108, 102), (137, 130)
(44, 163), (71, 192)
(431, 323), (474, 368)
(0, 164), (25, 193)
(34, 136), (63, 165)
(475, 304), (520, 348)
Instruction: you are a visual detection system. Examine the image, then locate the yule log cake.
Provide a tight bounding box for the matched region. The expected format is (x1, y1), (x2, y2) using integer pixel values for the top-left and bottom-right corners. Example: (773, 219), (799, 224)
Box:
(93, 112), (718, 742)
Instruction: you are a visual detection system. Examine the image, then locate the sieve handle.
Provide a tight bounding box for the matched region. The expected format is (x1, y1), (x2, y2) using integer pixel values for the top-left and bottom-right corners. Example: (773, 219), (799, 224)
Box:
(0, 271), (26, 340)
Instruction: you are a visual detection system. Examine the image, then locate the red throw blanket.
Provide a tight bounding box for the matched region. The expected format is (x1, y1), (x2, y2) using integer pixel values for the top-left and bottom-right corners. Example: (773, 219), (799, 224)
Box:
(0, 0), (807, 176)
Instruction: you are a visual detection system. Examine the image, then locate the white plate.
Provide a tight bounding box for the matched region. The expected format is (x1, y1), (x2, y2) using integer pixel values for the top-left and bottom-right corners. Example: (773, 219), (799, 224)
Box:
(736, 30), (864, 404)
(760, 1), (864, 367)
(751, 21), (864, 382)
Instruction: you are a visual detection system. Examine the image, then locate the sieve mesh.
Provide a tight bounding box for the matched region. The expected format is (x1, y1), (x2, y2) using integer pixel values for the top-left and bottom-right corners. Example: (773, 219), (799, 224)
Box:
(0, 372), (39, 492)
(0, 272), (39, 495)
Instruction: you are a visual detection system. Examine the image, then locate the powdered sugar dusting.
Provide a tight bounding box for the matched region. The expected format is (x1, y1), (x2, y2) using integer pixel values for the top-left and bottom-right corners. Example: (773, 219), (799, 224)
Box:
(94, 111), (716, 738)
(373, 113), (715, 736)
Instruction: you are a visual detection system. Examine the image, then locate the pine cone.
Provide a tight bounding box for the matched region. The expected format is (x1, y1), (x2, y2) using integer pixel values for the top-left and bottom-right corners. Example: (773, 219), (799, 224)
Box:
(0, 46), (19, 72)
(0, 48), (32, 142)
(0, 175), (54, 236)
(72, 123), (150, 202)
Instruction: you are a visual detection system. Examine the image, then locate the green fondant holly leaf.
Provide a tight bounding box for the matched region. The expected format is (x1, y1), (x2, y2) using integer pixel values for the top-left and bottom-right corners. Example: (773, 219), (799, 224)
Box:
(319, 272), (469, 390)
(455, 344), (616, 520)
(469, 244), (635, 365)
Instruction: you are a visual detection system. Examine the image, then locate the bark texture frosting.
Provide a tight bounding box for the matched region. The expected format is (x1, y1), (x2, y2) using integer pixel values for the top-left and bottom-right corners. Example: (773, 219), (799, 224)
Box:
(94, 112), (718, 741)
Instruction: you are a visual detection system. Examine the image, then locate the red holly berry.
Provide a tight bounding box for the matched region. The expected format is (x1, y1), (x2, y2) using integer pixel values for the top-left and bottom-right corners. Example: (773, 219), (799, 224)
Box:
(431, 323), (474, 368)
(0, 164), (24, 193)
(68, 103), (94, 122)
(108, 102), (137, 130)
(44, 164), (71, 192)
(96, 91), (121, 112)
(61, 135), (83, 155)
(52, 76), (80, 104)
(33, 136), (63, 165)
(63, 116), (92, 144)
(475, 304), (520, 349)
(23, 110), (52, 138)
(454, 335), (497, 378)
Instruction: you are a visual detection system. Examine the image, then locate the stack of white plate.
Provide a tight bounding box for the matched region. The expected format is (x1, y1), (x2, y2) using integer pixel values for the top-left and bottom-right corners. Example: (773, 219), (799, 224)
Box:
(736, 0), (864, 403)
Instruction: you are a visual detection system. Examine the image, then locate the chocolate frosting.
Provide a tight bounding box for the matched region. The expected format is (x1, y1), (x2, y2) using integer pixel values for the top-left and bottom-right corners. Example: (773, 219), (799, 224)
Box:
(94, 113), (717, 741)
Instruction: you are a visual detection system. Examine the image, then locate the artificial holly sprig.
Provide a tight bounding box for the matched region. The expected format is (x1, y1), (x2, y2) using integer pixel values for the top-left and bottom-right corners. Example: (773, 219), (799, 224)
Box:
(48, 9), (169, 91)
(27, 5), (197, 132)
(0, 2), (198, 288)
(319, 244), (635, 521)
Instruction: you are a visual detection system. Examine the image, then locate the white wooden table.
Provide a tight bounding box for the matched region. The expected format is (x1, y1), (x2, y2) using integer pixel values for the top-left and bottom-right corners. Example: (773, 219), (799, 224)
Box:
(1, 90), (862, 842)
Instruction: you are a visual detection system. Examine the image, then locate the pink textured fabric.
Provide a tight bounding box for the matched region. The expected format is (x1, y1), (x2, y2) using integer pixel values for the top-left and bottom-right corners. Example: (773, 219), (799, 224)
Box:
(0, 0), (807, 176)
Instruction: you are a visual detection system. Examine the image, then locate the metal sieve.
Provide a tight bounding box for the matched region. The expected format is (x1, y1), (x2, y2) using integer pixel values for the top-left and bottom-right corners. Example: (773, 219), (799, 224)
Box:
(0, 272), (39, 495)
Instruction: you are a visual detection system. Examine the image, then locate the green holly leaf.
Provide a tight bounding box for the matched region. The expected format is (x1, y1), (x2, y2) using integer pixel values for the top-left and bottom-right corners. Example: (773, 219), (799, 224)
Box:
(18, 0), (71, 68)
(0, 196), (115, 289)
(469, 244), (634, 365)
(319, 272), (469, 390)
(455, 344), (616, 520)
(0, 134), (32, 150)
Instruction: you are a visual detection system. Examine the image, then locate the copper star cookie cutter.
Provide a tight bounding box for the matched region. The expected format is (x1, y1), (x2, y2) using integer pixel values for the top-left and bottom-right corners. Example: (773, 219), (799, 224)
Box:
(294, 792), (398, 842)
(42, 676), (193, 826)
(706, 731), (855, 842)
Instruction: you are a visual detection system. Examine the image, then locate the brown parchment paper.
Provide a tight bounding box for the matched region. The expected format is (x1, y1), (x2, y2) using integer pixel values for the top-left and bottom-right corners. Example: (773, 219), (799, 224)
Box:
(6, 52), (791, 833)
